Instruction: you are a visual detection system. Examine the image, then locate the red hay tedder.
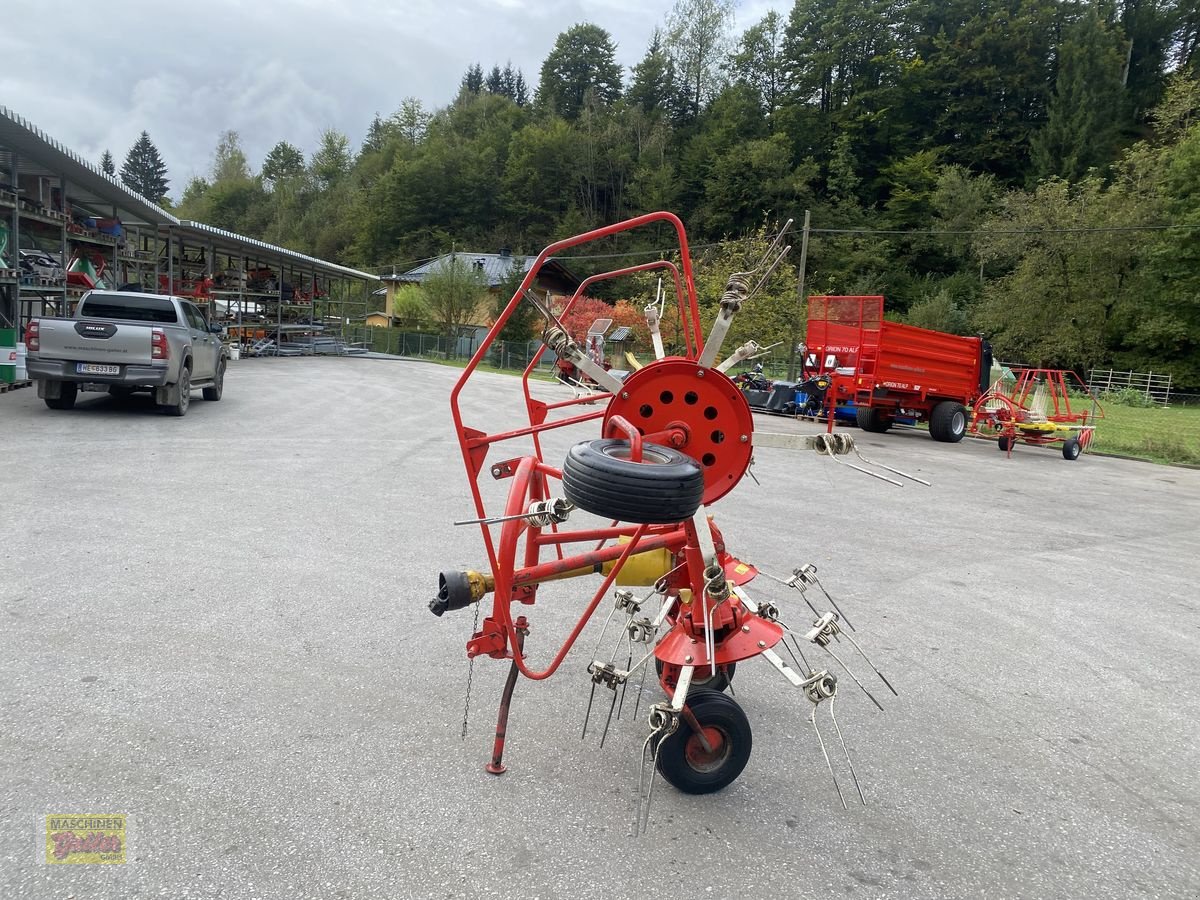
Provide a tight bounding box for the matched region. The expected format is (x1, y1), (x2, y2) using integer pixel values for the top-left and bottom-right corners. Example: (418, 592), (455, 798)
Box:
(433, 213), (899, 830)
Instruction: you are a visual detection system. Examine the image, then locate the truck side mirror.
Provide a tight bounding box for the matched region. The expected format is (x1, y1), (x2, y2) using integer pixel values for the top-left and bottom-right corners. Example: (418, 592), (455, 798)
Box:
(209, 323), (224, 334)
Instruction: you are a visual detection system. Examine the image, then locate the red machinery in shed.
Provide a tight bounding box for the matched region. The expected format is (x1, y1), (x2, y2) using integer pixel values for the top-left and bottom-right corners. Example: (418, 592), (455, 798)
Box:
(433, 214), (897, 830)
(808, 295), (993, 442)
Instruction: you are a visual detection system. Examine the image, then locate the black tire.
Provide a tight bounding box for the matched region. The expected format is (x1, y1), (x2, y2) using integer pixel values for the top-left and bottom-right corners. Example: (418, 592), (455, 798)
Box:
(656, 689), (752, 794)
(44, 381), (77, 410)
(998, 435), (1014, 452)
(656, 659), (737, 694)
(1062, 437), (1082, 460)
(856, 406), (892, 433)
(163, 365), (190, 417)
(562, 438), (704, 524)
(203, 358), (226, 401)
(929, 401), (968, 443)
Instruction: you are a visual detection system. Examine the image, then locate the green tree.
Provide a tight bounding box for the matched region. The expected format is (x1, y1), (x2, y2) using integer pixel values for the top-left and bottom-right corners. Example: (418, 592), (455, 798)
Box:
(391, 284), (432, 327)
(462, 63), (484, 95)
(120, 131), (169, 201)
(730, 10), (788, 123)
(99, 149), (115, 176)
(311, 129), (351, 186)
(261, 140), (306, 185)
(1031, 8), (1127, 181)
(665, 0), (736, 118)
(393, 98), (432, 146)
(211, 130), (251, 182)
(492, 257), (539, 344)
(422, 255), (488, 339)
(627, 30), (681, 119)
(537, 24), (623, 120)
(973, 176), (1152, 368)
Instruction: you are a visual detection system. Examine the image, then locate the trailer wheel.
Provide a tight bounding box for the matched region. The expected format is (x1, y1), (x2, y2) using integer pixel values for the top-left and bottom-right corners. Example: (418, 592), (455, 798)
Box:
(855, 406), (892, 433)
(44, 382), (77, 410)
(998, 435), (1014, 452)
(656, 689), (751, 794)
(1062, 437), (1082, 460)
(562, 438), (704, 524)
(929, 401), (967, 443)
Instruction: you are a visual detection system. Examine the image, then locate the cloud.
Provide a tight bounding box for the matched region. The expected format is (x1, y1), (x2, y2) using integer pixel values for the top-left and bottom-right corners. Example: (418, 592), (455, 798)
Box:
(3, 0), (791, 200)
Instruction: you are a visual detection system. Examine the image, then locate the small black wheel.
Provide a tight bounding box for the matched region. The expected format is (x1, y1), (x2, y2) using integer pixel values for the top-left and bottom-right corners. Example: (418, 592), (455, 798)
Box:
(1062, 437), (1082, 460)
(656, 689), (752, 794)
(562, 438), (704, 524)
(998, 435), (1014, 452)
(855, 406), (892, 433)
(656, 658), (736, 694)
(929, 401), (967, 442)
(44, 381), (77, 410)
(162, 365), (190, 417)
(203, 358), (226, 401)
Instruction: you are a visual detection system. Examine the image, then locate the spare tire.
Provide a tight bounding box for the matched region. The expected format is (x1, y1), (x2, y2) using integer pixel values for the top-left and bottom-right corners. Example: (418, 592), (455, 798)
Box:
(562, 438), (704, 524)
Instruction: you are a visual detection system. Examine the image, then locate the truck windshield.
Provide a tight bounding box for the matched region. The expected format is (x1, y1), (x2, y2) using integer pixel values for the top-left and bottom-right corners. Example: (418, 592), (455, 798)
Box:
(79, 294), (179, 324)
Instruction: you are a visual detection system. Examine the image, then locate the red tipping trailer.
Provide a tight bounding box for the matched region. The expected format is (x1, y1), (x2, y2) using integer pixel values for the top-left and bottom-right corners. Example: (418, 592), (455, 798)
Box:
(807, 296), (993, 442)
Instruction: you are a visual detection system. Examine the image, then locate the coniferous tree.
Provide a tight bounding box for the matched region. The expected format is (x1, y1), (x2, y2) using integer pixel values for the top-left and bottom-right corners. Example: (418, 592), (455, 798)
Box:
(485, 65), (504, 95)
(627, 30), (679, 118)
(514, 72), (530, 107)
(462, 63), (484, 94)
(120, 131), (169, 201)
(99, 149), (115, 176)
(537, 24), (623, 120)
(1031, 8), (1127, 181)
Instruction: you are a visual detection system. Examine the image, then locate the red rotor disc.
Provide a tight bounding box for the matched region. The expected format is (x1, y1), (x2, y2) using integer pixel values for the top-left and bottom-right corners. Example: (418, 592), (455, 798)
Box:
(605, 359), (754, 505)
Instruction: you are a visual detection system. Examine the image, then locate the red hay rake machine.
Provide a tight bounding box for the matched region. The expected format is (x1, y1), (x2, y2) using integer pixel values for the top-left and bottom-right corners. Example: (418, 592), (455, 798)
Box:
(970, 368), (1104, 460)
(433, 213), (906, 831)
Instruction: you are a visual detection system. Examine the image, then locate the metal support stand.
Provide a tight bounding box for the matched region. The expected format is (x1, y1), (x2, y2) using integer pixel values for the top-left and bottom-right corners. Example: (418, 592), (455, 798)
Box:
(486, 616), (529, 775)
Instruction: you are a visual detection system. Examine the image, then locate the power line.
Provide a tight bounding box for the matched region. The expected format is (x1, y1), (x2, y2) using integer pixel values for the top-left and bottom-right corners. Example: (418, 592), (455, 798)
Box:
(549, 220), (1200, 261)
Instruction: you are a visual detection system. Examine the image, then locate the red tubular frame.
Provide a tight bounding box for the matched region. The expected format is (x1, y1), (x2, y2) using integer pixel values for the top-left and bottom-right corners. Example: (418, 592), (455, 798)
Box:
(446, 212), (782, 775)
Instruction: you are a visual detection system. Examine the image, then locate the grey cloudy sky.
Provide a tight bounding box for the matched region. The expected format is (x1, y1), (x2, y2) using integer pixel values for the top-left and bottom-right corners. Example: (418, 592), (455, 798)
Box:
(1, 0), (784, 201)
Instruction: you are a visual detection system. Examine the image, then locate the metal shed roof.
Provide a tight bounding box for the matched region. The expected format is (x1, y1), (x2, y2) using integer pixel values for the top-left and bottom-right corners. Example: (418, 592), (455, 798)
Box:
(0, 104), (177, 226)
(1, 105), (376, 282)
(176, 221), (378, 281)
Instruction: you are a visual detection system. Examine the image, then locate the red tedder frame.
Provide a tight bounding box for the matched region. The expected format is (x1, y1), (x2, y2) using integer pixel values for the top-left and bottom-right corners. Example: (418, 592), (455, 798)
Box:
(446, 213), (784, 770)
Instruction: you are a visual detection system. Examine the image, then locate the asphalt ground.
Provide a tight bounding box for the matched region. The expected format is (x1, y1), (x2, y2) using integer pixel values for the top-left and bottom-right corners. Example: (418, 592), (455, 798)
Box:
(1, 357), (1198, 900)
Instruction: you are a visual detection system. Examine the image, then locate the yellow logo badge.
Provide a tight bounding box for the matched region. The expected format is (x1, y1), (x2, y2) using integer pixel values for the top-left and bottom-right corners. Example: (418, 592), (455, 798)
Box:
(45, 815), (126, 864)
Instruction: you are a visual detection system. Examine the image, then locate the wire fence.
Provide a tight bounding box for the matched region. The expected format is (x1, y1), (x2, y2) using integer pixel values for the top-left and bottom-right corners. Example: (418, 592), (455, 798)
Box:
(341, 327), (560, 375)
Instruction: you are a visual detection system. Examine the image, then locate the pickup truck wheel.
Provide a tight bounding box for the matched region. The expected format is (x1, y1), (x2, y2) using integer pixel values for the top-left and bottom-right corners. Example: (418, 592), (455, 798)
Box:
(929, 401), (967, 443)
(203, 358), (226, 401)
(163, 366), (191, 417)
(44, 382), (77, 411)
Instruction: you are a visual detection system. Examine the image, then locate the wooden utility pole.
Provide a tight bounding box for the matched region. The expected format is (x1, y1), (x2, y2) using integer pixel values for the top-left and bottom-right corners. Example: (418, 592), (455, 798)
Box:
(787, 210), (811, 381)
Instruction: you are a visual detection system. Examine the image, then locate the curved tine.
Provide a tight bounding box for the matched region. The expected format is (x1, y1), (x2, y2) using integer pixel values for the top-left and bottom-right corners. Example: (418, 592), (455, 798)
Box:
(747, 245), (793, 302)
(830, 696), (866, 806)
(810, 703), (846, 810)
(822, 643), (884, 713)
(582, 682), (598, 740)
(813, 578), (856, 632)
(839, 629), (898, 696)
(600, 689), (619, 748)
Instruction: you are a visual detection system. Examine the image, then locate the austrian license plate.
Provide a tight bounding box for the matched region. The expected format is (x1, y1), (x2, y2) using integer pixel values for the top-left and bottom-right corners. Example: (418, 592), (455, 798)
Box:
(76, 363), (120, 376)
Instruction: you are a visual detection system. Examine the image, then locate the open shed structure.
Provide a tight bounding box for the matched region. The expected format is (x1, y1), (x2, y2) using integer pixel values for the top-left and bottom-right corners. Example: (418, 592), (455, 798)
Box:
(0, 105), (377, 351)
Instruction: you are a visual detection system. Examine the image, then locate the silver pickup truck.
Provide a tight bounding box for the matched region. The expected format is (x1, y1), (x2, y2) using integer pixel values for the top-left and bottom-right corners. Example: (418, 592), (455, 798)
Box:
(26, 290), (227, 417)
